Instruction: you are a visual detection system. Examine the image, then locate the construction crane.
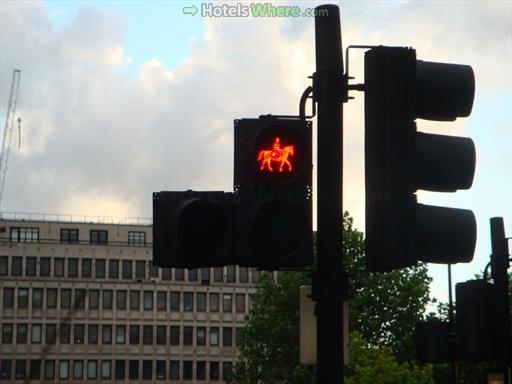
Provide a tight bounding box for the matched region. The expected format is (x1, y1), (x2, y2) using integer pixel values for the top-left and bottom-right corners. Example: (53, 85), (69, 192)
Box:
(0, 69), (21, 211)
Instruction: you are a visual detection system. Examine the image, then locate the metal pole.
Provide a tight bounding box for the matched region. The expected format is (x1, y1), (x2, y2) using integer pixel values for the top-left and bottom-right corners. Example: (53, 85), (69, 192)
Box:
(314, 4), (346, 383)
(490, 217), (511, 373)
(447, 264), (458, 383)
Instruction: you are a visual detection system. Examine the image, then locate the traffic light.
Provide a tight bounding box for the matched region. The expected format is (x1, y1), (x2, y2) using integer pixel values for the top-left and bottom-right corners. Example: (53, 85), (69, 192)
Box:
(234, 117), (313, 268)
(364, 46), (477, 271)
(152, 191), (234, 267)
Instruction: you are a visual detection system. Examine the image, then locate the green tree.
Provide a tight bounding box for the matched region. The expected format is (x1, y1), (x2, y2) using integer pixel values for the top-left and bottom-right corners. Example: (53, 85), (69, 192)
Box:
(228, 212), (435, 383)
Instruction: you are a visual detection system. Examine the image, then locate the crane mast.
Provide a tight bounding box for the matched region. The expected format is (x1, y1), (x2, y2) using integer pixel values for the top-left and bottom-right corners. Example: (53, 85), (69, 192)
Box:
(0, 69), (21, 211)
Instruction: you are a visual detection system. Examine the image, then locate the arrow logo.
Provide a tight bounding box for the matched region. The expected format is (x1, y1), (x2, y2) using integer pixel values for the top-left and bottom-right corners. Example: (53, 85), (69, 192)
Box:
(183, 5), (198, 16)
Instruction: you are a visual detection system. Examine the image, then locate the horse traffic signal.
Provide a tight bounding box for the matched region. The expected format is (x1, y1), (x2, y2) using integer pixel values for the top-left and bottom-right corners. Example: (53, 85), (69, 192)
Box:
(364, 46), (477, 271)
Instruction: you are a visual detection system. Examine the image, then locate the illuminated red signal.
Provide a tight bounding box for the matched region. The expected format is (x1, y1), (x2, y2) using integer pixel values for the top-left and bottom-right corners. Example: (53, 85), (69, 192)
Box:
(257, 137), (295, 173)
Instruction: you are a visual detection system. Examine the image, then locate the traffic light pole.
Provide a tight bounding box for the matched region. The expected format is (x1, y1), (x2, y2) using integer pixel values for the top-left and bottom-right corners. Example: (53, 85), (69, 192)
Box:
(490, 217), (511, 373)
(313, 5), (347, 383)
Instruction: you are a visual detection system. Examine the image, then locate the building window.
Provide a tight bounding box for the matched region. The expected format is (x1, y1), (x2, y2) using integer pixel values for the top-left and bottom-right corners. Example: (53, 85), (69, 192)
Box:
(170, 361), (179, 380)
(156, 361), (166, 380)
(18, 288), (29, 308)
(170, 326), (180, 345)
(40, 257), (51, 277)
(11, 256), (22, 276)
(66, 258), (78, 277)
(26, 256), (37, 276)
(54, 258), (64, 277)
(210, 361), (220, 381)
(61, 289), (71, 309)
(226, 265), (236, 282)
(74, 324), (84, 344)
(60, 324), (70, 344)
(197, 326), (206, 346)
(162, 267), (171, 280)
(183, 326), (193, 346)
(109, 259), (119, 279)
(103, 290), (113, 309)
(128, 231), (146, 246)
(122, 260), (132, 279)
(157, 291), (166, 310)
(129, 325), (139, 345)
(32, 288), (43, 308)
(101, 360), (111, 379)
(210, 327), (219, 346)
(196, 361), (206, 380)
(31, 324), (42, 344)
(16, 324), (28, 343)
(183, 292), (193, 311)
(170, 291), (180, 310)
(15, 360), (26, 380)
(223, 293), (233, 313)
(44, 360), (55, 380)
(223, 327), (233, 346)
(175, 268), (184, 281)
(236, 327), (242, 346)
(128, 360), (139, 380)
(87, 360), (97, 379)
(143, 325), (153, 345)
(95, 259), (106, 278)
(210, 292), (219, 312)
(222, 362), (233, 381)
(130, 290), (140, 310)
(59, 360), (69, 380)
(156, 326), (166, 345)
(239, 267), (249, 282)
(74, 289), (86, 309)
(102, 325), (112, 344)
(47, 288), (57, 309)
(2, 323), (13, 343)
(116, 325), (125, 344)
(183, 361), (193, 381)
(73, 360), (83, 379)
(90, 230), (107, 245)
(0, 256), (7, 276)
(30, 360), (41, 380)
(196, 292), (207, 312)
(10, 227), (39, 243)
(236, 293), (246, 313)
(115, 360), (125, 380)
(214, 267), (223, 282)
(87, 325), (97, 344)
(61, 229), (78, 244)
(143, 291), (153, 310)
(135, 260), (145, 279)
(3, 287), (14, 308)
(82, 258), (92, 278)
(46, 324), (56, 344)
(142, 360), (152, 380)
(201, 268), (210, 284)
(116, 290), (127, 310)
(89, 289), (99, 309)
(149, 262), (159, 278)
(188, 269), (198, 281)
(0, 360), (12, 380)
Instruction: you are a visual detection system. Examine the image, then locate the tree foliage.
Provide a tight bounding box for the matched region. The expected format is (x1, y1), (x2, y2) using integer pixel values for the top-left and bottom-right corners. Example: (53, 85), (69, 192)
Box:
(228, 212), (435, 383)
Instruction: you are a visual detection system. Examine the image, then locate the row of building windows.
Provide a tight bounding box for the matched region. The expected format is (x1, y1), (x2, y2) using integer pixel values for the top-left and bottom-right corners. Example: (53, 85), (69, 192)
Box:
(1, 323), (242, 347)
(0, 359), (232, 381)
(8, 227), (147, 246)
(2, 287), (249, 313)
(0, 256), (261, 284)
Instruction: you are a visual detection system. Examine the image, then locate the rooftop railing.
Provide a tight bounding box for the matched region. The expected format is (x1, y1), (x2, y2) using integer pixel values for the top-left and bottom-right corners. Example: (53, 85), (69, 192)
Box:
(0, 211), (152, 225)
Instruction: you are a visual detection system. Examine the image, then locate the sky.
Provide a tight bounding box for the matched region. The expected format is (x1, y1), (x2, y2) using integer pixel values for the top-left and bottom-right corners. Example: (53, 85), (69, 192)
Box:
(0, 0), (511, 304)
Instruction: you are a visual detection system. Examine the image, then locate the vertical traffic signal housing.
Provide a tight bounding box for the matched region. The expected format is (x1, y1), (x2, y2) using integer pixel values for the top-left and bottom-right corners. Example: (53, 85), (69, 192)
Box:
(234, 117), (313, 268)
(365, 46), (477, 271)
(153, 191), (234, 268)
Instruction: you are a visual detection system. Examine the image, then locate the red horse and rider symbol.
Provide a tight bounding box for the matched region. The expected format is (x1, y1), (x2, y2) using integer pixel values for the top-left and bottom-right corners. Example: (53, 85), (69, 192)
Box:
(257, 137), (294, 172)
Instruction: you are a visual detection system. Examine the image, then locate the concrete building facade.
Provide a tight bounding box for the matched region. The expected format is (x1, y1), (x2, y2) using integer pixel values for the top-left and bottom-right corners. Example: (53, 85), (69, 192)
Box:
(0, 215), (262, 383)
